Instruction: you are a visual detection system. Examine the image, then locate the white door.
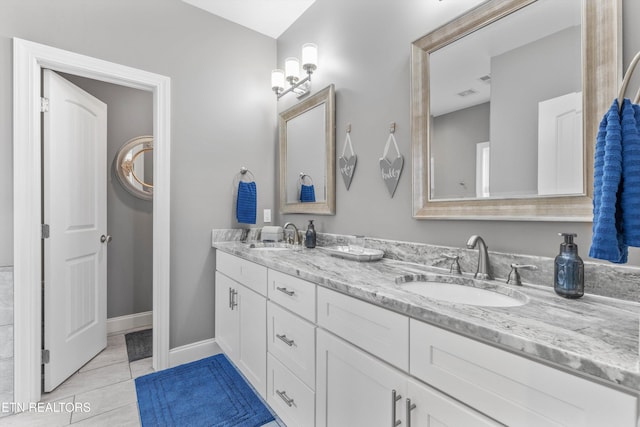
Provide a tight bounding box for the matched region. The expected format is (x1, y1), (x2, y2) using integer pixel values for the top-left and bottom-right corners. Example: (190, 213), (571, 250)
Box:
(43, 70), (108, 392)
(316, 329), (407, 427)
(537, 92), (583, 195)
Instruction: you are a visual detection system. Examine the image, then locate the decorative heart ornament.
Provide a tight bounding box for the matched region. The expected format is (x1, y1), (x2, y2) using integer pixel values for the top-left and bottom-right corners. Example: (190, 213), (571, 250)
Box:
(379, 156), (403, 197)
(339, 155), (357, 190)
(379, 133), (403, 197)
(339, 132), (357, 190)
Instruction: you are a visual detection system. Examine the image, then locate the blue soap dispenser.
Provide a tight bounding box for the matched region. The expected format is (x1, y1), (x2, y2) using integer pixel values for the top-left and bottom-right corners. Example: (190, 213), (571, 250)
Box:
(554, 233), (584, 299)
(305, 220), (316, 248)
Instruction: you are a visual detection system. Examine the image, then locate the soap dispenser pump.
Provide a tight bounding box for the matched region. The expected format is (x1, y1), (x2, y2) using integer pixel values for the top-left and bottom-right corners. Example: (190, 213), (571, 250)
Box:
(554, 233), (584, 299)
(305, 220), (317, 248)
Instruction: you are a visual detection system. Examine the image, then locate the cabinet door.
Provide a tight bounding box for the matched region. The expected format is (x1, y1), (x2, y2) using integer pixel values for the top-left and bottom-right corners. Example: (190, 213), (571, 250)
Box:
(316, 329), (407, 427)
(407, 379), (499, 427)
(237, 284), (267, 399)
(215, 272), (239, 360)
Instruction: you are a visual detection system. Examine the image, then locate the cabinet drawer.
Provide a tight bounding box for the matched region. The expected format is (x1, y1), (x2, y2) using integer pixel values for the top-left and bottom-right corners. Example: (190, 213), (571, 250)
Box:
(268, 301), (316, 389)
(267, 353), (315, 427)
(268, 269), (316, 322)
(216, 251), (267, 296)
(410, 320), (638, 427)
(317, 286), (409, 371)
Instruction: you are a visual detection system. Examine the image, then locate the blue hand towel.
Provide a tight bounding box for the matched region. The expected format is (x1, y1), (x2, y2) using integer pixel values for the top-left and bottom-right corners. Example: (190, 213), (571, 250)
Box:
(621, 102), (640, 246)
(590, 98), (640, 263)
(236, 181), (257, 224)
(300, 184), (316, 202)
(590, 99), (626, 263)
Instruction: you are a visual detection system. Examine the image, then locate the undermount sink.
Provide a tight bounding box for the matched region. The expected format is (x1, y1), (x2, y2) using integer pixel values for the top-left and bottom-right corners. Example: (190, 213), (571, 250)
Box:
(396, 275), (528, 307)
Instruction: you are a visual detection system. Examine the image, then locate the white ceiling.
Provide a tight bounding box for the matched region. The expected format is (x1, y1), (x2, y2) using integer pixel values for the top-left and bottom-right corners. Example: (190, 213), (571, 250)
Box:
(182, 0), (316, 39)
(430, 0), (581, 117)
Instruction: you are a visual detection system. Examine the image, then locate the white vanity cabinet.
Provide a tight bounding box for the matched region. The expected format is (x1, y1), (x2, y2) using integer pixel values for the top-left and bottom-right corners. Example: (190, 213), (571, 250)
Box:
(316, 287), (498, 427)
(410, 320), (638, 427)
(266, 270), (317, 427)
(215, 252), (268, 399)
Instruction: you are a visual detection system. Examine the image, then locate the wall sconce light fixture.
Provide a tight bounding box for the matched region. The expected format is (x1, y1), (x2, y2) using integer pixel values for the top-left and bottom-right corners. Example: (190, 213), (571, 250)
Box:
(271, 43), (318, 99)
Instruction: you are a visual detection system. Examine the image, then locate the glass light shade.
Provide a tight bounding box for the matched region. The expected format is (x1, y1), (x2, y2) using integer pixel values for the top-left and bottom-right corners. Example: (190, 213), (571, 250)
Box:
(271, 69), (285, 91)
(284, 57), (300, 81)
(302, 43), (318, 71)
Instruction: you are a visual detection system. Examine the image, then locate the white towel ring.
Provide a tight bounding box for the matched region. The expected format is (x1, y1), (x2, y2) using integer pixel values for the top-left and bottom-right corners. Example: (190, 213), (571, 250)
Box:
(617, 50), (640, 110)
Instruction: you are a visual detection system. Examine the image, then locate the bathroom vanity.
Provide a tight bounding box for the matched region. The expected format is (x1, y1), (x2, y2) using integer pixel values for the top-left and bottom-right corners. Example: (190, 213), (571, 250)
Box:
(212, 239), (639, 426)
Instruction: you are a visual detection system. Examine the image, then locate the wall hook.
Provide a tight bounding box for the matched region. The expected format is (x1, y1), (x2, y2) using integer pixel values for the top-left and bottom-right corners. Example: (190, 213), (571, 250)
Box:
(346, 123), (352, 134)
(389, 122), (396, 134)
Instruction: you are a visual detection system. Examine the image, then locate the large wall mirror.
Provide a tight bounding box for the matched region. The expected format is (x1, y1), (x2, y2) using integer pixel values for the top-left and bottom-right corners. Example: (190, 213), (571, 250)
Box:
(280, 84), (336, 215)
(411, 0), (620, 220)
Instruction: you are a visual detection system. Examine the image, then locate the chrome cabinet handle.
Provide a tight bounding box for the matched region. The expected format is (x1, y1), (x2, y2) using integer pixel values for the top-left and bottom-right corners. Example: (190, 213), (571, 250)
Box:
(230, 289), (238, 310)
(276, 390), (295, 407)
(406, 398), (416, 427)
(391, 389), (402, 426)
(276, 286), (295, 296)
(228, 287), (232, 309)
(276, 333), (295, 347)
(100, 234), (112, 243)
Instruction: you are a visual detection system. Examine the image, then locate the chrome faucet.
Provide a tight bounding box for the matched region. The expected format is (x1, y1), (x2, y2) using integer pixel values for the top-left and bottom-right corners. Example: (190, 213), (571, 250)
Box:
(466, 235), (493, 280)
(283, 222), (300, 245)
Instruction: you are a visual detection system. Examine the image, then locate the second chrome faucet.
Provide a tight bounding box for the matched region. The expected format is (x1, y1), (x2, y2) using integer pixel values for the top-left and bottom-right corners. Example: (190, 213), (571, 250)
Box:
(466, 235), (493, 280)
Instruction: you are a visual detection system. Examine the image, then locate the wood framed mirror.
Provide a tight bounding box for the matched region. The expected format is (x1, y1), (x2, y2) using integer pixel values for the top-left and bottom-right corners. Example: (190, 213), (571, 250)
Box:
(411, 0), (620, 220)
(279, 84), (336, 215)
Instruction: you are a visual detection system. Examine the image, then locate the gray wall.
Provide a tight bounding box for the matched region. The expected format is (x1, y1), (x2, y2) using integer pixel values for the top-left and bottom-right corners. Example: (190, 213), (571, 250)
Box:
(490, 26), (581, 196)
(277, 0), (640, 265)
(0, 0), (277, 348)
(61, 74), (153, 319)
(432, 102), (490, 199)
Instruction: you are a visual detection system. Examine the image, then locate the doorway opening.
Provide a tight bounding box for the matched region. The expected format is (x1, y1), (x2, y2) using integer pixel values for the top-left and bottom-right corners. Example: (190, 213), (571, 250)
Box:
(13, 38), (171, 403)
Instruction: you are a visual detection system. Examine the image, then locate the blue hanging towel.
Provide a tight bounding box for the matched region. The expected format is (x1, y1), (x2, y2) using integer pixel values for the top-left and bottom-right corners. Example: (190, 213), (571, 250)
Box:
(621, 102), (640, 246)
(590, 98), (640, 263)
(236, 181), (257, 224)
(300, 184), (316, 202)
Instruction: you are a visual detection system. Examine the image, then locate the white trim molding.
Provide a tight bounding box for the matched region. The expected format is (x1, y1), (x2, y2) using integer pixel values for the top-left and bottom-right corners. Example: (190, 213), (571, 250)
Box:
(168, 339), (222, 368)
(107, 312), (153, 335)
(13, 38), (171, 404)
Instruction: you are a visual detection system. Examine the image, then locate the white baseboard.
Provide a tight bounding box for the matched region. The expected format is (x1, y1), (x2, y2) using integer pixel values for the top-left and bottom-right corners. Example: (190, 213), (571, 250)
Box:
(169, 338), (222, 367)
(107, 311), (153, 334)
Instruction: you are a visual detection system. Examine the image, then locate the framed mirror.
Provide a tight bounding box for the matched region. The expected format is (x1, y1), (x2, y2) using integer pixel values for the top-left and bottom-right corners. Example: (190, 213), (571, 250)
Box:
(279, 84), (336, 215)
(115, 135), (153, 200)
(411, 0), (620, 220)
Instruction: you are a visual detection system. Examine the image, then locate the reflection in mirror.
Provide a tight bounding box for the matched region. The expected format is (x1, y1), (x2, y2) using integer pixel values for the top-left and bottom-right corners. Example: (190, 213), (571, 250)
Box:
(115, 135), (153, 201)
(411, 0), (619, 220)
(279, 84), (336, 215)
(429, 0), (581, 200)
(286, 104), (326, 203)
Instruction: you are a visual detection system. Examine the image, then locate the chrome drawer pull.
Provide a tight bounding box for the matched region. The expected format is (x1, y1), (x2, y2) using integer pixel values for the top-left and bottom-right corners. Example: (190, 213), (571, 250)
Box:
(406, 398), (416, 427)
(276, 286), (295, 296)
(276, 333), (295, 346)
(391, 389), (402, 426)
(276, 390), (295, 407)
(230, 289), (238, 310)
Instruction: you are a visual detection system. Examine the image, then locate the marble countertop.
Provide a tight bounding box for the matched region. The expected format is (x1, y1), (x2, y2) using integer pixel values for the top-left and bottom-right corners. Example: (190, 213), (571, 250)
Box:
(213, 241), (640, 392)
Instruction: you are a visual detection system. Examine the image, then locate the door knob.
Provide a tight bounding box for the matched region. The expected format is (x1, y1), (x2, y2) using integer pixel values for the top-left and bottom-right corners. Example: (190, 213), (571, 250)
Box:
(100, 234), (112, 243)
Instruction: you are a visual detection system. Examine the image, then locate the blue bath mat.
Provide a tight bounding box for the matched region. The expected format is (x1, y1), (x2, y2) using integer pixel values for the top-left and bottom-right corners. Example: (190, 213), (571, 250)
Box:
(135, 354), (275, 426)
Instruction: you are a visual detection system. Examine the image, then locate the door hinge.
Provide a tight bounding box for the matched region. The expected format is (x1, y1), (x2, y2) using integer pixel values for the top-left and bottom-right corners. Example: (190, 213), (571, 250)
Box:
(40, 97), (49, 113)
(41, 349), (50, 364)
(41, 224), (50, 239)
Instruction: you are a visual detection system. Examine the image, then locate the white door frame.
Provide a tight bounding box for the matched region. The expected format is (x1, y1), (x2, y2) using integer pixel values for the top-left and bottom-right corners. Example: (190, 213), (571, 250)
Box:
(12, 38), (171, 403)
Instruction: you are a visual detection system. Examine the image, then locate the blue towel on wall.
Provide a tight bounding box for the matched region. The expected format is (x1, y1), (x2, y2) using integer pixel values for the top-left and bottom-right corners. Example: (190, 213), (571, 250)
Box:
(236, 181), (257, 224)
(300, 184), (316, 202)
(590, 98), (640, 263)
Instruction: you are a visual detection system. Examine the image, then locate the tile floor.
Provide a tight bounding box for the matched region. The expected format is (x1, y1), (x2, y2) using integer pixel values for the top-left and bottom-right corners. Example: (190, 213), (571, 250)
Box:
(1, 327), (152, 426)
(1, 327), (284, 427)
